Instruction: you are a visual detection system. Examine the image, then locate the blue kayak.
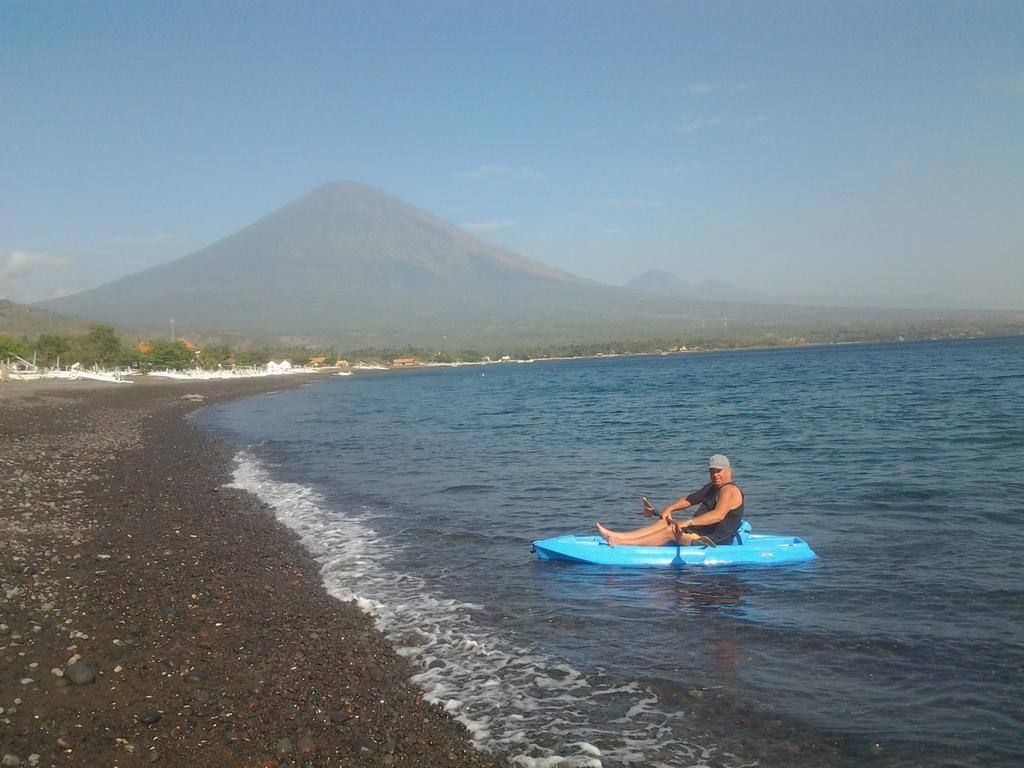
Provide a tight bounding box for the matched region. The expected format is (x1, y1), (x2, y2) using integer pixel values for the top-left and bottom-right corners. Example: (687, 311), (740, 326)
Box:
(532, 522), (816, 567)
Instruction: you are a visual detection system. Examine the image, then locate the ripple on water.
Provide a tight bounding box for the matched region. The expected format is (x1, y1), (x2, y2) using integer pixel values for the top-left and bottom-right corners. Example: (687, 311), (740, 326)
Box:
(194, 338), (1024, 768)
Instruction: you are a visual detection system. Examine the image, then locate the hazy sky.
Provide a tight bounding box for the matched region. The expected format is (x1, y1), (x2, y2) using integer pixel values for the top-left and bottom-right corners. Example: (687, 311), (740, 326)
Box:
(2, 1), (1022, 309)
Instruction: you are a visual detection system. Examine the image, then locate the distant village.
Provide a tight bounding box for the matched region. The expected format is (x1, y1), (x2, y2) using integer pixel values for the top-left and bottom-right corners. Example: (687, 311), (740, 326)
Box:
(0, 328), (441, 383)
(3, 314), (1015, 386)
(0, 322), (716, 384)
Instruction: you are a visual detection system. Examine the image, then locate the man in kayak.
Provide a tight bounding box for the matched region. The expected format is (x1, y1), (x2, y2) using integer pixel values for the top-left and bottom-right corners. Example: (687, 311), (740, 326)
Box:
(596, 454), (744, 547)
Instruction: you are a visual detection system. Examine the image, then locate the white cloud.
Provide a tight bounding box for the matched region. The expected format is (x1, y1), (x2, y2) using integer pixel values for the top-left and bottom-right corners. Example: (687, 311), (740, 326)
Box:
(0, 249), (74, 282)
(667, 82), (749, 97)
(459, 221), (517, 232)
(671, 116), (721, 135)
(456, 165), (544, 181)
(581, 198), (665, 209)
(31, 282), (90, 301)
(112, 232), (185, 244)
(562, 213), (597, 227)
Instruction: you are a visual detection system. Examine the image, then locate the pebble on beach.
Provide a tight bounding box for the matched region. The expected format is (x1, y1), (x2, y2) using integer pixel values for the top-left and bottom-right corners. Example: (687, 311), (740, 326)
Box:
(0, 377), (508, 768)
(63, 661), (96, 686)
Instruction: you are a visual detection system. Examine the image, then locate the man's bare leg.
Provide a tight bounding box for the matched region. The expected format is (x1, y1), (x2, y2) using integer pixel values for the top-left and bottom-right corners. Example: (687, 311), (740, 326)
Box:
(596, 522), (619, 546)
(597, 517), (670, 545)
(596, 519), (707, 547)
(618, 529), (708, 546)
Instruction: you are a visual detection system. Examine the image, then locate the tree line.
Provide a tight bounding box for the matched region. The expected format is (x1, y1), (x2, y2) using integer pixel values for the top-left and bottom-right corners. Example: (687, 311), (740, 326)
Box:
(2, 321), (1020, 372)
(0, 326), (340, 371)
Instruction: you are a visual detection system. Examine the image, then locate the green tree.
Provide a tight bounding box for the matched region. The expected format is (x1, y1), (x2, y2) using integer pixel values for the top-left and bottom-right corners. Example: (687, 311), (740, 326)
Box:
(198, 344), (233, 369)
(35, 334), (72, 367)
(235, 349), (268, 366)
(148, 339), (193, 369)
(71, 325), (123, 367)
(119, 346), (146, 368)
(0, 336), (29, 362)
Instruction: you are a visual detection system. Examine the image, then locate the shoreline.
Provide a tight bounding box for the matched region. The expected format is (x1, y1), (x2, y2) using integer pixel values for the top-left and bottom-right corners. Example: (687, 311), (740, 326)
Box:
(1, 376), (507, 767)
(350, 331), (1024, 372)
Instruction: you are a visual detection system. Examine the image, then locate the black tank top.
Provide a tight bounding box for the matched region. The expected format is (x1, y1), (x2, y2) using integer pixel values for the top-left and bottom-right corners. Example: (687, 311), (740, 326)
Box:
(689, 482), (745, 543)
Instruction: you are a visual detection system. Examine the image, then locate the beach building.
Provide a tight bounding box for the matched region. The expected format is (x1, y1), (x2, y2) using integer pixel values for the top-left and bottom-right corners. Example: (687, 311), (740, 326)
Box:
(308, 356), (328, 367)
(266, 360), (293, 374)
(391, 356), (418, 368)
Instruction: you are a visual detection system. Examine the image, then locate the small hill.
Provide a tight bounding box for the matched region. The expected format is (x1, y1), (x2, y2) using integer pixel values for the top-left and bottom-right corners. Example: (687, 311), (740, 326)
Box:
(624, 270), (765, 303)
(0, 299), (94, 339)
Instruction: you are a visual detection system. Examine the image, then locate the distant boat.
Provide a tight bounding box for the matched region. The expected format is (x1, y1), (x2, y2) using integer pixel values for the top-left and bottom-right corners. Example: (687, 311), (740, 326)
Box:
(41, 367), (133, 384)
(333, 371), (353, 376)
(76, 370), (133, 384)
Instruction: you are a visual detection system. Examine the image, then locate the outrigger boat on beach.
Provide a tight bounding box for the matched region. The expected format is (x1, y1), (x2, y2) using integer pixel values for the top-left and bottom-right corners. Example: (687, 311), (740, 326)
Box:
(532, 521), (817, 567)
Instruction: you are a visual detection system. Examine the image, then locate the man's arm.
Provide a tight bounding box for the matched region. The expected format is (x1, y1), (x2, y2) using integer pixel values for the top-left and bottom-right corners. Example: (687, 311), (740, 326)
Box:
(660, 483), (713, 521)
(677, 484), (741, 528)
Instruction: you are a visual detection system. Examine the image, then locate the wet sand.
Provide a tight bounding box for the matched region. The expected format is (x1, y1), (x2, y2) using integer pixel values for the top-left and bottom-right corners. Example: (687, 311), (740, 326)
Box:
(0, 376), (508, 767)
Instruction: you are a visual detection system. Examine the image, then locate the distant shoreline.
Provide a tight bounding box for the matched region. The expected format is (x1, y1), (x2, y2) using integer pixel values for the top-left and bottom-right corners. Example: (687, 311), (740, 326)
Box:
(359, 331), (1023, 373)
(3, 331), (1020, 388)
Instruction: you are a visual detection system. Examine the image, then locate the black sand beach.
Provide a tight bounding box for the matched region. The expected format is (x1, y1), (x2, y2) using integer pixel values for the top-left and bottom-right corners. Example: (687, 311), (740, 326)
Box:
(0, 376), (508, 767)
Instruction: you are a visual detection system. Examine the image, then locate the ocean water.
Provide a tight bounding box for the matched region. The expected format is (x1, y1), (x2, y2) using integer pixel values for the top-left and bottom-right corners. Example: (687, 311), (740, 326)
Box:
(193, 338), (1024, 768)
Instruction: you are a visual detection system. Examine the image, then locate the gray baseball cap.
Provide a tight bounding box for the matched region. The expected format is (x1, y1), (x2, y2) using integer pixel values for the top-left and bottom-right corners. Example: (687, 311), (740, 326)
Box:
(708, 454), (731, 470)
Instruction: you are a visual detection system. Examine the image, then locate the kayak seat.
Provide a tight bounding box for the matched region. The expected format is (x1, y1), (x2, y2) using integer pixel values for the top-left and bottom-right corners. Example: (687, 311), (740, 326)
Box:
(715, 524), (750, 546)
(728, 519), (753, 545)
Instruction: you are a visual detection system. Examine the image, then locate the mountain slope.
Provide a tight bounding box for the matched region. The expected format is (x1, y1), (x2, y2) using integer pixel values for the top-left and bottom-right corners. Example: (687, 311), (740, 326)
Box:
(42, 182), (655, 344)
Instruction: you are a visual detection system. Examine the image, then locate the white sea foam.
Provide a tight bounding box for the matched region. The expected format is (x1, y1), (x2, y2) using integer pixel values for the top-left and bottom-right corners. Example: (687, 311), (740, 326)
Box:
(228, 451), (728, 767)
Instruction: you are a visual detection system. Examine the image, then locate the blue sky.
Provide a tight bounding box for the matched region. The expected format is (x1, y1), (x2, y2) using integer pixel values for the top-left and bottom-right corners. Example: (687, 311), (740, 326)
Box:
(2, 1), (1022, 309)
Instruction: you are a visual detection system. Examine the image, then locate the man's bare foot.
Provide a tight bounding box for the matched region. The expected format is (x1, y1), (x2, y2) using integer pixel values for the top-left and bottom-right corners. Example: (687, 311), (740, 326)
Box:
(596, 523), (617, 546)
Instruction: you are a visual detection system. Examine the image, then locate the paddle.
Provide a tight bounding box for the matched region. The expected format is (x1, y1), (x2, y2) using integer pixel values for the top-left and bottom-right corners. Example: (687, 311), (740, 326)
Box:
(641, 496), (656, 518)
(641, 496), (716, 547)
